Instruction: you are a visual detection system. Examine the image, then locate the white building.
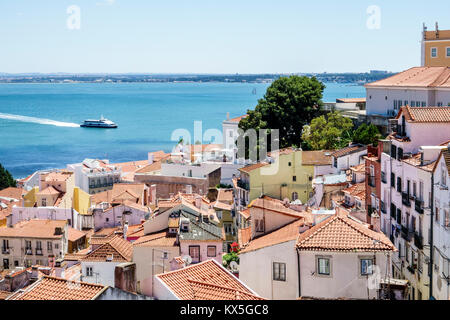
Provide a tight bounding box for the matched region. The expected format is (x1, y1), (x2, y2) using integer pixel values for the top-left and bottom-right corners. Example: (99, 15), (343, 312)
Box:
(365, 67), (450, 129)
(222, 113), (247, 160)
(239, 212), (396, 300)
(431, 147), (450, 300)
(331, 144), (367, 173)
(67, 159), (121, 195)
(379, 106), (450, 300)
(80, 235), (132, 287)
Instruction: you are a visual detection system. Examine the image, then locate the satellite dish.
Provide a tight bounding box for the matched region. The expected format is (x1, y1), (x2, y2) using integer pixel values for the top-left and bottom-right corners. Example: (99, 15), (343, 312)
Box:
(229, 261), (239, 272)
(182, 255), (192, 266)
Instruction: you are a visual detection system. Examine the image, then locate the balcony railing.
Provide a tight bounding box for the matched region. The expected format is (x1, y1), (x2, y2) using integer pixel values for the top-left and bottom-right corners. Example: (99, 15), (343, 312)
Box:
(35, 249), (43, 256)
(237, 179), (249, 191)
(402, 192), (411, 207)
(414, 233), (423, 250)
(1, 247), (10, 254)
(415, 199), (424, 214)
(25, 248), (32, 255)
(381, 172), (387, 184)
(401, 225), (413, 241)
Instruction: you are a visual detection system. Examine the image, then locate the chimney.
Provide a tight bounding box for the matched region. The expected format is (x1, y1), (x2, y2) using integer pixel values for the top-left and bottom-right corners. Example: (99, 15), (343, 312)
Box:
(30, 266), (39, 281)
(194, 195), (202, 209)
(148, 153), (154, 165)
(123, 221), (128, 240)
(186, 184), (193, 194)
(53, 259), (64, 277)
(226, 112), (230, 121)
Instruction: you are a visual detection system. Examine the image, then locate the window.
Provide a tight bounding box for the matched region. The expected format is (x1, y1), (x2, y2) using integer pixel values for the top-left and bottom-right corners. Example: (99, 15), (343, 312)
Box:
(292, 192), (298, 201)
(86, 267), (93, 277)
(224, 223), (232, 234)
(293, 176), (297, 182)
(255, 219), (264, 232)
(442, 164), (447, 186)
(447, 47), (450, 57)
(216, 211), (222, 220)
(391, 145), (397, 159)
(360, 258), (374, 275)
(333, 157), (337, 168)
(288, 162), (292, 167)
(397, 177), (402, 193)
(41, 198), (47, 207)
(444, 209), (450, 228)
(391, 172), (395, 187)
(207, 246), (217, 257)
(47, 241), (52, 251)
(431, 47), (437, 58)
(25, 240), (32, 250)
(273, 262), (286, 281)
(189, 246), (201, 263)
(317, 257), (331, 275)
(55, 243), (59, 250)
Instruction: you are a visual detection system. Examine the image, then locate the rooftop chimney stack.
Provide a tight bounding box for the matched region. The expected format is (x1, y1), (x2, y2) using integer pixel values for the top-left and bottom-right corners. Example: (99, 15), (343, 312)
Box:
(226, 112), (230, 121)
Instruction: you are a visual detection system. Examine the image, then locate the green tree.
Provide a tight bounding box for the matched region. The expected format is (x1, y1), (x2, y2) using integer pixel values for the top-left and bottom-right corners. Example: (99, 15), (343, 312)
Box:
(352, 123), (382, 146)
(238, 76), (325, 158)
(0, 164), (16, 190)
(301, 111), (354, 150)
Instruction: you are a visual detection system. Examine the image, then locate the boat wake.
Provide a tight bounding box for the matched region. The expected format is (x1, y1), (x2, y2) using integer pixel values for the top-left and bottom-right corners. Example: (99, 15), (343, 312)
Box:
(0, 113), (80, 128)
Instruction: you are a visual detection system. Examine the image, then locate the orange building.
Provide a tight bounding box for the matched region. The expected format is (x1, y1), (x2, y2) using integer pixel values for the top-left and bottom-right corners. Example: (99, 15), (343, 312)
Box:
(422, 22), (450, 67)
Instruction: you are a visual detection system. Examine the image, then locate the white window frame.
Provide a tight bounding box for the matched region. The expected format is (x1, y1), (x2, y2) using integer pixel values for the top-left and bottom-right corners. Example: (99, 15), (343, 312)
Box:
(431, 47), (438, 58)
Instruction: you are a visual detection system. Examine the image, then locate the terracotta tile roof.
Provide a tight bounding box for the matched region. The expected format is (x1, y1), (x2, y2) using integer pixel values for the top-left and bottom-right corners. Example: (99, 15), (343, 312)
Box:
(0, 187), (25, 200)
(350, 163), (366, 173)
(0, 290), (11, 300)
(68, 228), (86, 242)
(336, 98), (366, 103)
(8, 276), (107, 300)
(402, 153), (438, 172)
(36, 185), (61, 196)
(238, 227), (252, 248)
(43, 171), (73, 183)
(302, 150), (333, 166)
(155, 259), (261, 300)
(249, 196), (306, 219)
(132, 229), (178, 247)
(296, 214), (396, 252)
(331, 144), (366, 158)
(240, 219), (307, 254)
(188, 280), (265, 300)
(268, 147), (297, 157)
(227, 114), (248, 123)
(441, 150), (450, 176)
(238, 162), (269, 173)
(91, 183), (146, 205)
(216, 188), (233, 203)
(134, 160), (163, 174)
(213, 201), (232, 211)
(82, 235), (132, 262)
(343, 183), (366, 200)
(239, 208), (250, 219)
(396, 106), (450, 123)
(0, 219), (66, 239)
(365, 67), (450, 88)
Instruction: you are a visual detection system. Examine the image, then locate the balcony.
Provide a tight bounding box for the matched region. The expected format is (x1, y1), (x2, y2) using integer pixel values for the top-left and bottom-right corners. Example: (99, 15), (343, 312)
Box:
(414, 233), (423, 250)
(25, 248), (32, 255)
(402, 192), (411, 207)
(35, 249), (43, 256)
(1, 247), (10, 254)
(415, 199), (424, 214)
(381, 172), (387, 184)
(401, 225), (413, 241)
(236, 179), (249, 191)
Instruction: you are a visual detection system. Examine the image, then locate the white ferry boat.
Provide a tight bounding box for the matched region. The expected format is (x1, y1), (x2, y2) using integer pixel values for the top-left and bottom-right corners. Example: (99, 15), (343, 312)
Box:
(80, 116), (117, 128)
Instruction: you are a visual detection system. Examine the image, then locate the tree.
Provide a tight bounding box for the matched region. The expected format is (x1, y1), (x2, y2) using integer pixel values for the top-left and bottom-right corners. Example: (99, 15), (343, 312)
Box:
(352, 123), (382, 146)
(0, 164), (16, 190)
(238, 76), (325, 158)
(301, 111), (354, 150)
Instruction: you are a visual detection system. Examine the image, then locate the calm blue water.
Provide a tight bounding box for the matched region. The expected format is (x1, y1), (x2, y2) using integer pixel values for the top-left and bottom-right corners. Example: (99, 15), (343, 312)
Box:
(0, 82), (365, 178)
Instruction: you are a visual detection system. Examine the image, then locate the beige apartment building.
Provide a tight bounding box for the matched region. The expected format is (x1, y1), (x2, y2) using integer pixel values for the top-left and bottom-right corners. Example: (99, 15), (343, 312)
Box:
(0, 220), (68, 270)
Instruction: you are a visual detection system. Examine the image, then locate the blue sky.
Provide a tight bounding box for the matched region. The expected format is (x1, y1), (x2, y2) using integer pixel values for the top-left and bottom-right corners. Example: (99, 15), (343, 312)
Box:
(0, 0), (449, 74)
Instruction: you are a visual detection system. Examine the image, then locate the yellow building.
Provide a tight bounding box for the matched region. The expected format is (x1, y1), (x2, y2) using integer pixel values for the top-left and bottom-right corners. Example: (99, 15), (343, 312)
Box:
(422, 23), (450, 67)
(236, 148), (332, 205)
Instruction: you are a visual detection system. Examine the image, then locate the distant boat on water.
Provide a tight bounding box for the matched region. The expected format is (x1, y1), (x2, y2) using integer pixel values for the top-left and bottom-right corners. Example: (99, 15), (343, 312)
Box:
(80, 115), (117, 128)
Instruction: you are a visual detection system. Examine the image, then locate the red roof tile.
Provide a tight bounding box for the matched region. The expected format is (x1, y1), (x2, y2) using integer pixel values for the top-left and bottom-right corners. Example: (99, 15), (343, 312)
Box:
(155, 259), (261, 300)
(397, 106), (450, 123)
(296, 214), (396, 252)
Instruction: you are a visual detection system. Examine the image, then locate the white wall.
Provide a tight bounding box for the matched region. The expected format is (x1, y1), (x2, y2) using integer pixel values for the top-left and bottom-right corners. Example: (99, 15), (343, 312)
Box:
(81, 261), (119, 287)
(239, 240), (298, 300)
(9, 207), (75, 228)
(153, 276), (179, 300)
(299, 251), (389, 299)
